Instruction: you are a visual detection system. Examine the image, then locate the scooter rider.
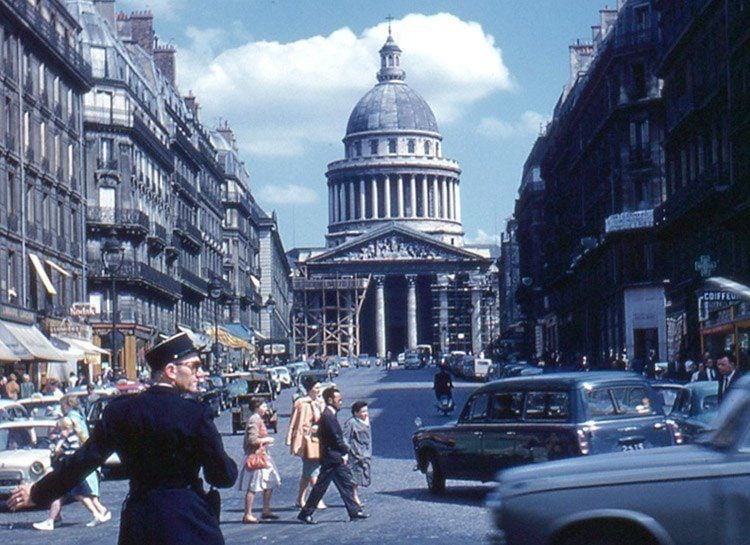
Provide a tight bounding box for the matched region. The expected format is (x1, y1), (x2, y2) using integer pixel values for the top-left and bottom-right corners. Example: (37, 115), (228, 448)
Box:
(433, 368), (453, 401)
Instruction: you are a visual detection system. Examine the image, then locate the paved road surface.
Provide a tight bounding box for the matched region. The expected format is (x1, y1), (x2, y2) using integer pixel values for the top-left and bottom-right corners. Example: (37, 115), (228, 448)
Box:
(0, 366), (494, 544)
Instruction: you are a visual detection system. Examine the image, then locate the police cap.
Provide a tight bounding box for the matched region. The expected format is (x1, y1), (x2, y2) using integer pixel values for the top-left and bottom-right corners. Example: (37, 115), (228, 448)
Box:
(144, 332), (199, 371)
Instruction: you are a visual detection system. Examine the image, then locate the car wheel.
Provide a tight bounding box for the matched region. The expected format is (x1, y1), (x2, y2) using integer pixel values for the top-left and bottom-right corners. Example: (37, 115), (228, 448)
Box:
(424, 452), (445, 494)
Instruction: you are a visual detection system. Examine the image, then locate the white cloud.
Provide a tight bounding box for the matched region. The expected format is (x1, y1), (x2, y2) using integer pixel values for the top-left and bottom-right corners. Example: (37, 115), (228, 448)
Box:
(467, 228), (502, 246)
(478, 110), (547, 139)
(257, 184), (319, 206)
(177, 13), (513, 157)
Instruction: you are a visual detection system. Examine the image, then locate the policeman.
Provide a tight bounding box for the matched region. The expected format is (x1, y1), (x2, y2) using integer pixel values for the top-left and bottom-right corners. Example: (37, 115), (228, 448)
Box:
(7, 332), (238, 545)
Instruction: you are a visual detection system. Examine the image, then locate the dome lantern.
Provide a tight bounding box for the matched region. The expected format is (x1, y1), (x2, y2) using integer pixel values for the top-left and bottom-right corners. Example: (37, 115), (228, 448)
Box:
(377, 28), (405, 83)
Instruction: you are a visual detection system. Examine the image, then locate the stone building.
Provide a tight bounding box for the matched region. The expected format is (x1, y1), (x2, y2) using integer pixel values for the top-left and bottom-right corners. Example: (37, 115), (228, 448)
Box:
(535, 1), (667, 367)
(655, 0), (750, 366)
(292, 32), (496, 359)
(0, 0), (91, 375)
(258, 209), (291, 357)
(498, 217), (522, 348)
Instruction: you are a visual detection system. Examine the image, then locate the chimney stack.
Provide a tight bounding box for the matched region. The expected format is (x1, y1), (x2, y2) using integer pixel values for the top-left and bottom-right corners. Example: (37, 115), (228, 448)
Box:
(216, 120), (236, 149)
(184, 93), (199, 121)
(154, 43), (177, 85)
(129, 11), (155, 54)
(569, 41), (594, 86)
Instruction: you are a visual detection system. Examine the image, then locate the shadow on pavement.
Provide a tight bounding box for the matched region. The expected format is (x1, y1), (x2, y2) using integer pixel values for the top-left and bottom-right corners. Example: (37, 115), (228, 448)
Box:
(379, 485), (492, 507)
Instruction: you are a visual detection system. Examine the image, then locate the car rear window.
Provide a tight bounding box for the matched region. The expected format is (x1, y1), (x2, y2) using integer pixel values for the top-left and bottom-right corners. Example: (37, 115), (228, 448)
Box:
(611, 386), (657, 416)
(586, 388), (618, 419)
(524, 391), (570, 421)
(488, 392), (523, 422)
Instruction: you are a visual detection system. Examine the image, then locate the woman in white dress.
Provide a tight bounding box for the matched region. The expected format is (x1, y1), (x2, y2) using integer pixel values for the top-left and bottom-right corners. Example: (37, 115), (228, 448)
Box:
(238, 398), (280, 524)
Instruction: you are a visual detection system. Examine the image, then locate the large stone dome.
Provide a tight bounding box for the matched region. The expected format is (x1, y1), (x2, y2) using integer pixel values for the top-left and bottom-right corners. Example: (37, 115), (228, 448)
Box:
(346, 82), (439, 135)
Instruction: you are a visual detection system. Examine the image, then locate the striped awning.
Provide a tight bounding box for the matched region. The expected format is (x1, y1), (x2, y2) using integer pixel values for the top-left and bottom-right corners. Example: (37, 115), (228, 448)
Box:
(207, 326), (252, 350)
(0, 320), (67, 361)
(0, 337), (17, 362)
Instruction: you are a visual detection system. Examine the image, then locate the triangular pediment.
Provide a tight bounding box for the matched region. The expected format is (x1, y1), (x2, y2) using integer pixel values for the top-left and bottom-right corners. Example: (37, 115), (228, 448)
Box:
(308, 224), (486, 264)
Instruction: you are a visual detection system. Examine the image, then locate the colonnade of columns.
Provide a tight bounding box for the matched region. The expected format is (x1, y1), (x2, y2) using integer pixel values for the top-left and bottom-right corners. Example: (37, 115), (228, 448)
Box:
(374, 274), (419, 358)
(329, 174), (461, 224)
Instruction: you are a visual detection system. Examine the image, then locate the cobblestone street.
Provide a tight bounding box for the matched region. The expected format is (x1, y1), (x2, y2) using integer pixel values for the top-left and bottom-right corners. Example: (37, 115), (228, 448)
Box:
(0, 367), (492, 544)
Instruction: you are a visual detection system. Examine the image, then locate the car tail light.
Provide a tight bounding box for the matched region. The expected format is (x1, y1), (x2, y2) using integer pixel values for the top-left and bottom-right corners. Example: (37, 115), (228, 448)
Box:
(665, 419), (683, 445)
(576, 426), (591, 455)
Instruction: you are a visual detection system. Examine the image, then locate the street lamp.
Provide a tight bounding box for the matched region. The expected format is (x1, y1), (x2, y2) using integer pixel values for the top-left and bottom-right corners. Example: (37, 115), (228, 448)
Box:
(101, 232), (124, 375)
(208, 277), (224, 370)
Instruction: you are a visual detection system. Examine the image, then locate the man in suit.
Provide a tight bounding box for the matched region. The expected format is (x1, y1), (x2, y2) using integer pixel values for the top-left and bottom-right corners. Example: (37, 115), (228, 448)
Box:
(7, 332), (238, 544)
(298, 387), (368, 524)
(717, 352), (741, 403)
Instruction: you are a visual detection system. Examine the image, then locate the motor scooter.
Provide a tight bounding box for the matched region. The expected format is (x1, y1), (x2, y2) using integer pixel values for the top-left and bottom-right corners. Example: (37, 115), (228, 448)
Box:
(436, 394), (454, 416)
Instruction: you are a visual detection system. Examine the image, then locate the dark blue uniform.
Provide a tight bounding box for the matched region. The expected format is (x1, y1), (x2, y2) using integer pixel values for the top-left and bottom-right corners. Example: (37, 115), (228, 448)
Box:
(31, 385), (238, 545)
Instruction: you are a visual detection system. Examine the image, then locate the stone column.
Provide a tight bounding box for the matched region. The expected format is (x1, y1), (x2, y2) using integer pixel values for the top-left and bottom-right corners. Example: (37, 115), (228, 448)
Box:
(432, 176), (440, 217)
(359, 179), (366, 219)
(441, 177), (448, 219)
(348, 180), (355, 221)
(328, 186), (334, 223)
(384, 175), (392, 218)
(455, 180), (462, 223)
(406, 274), (417, 349)
(332, 181), (339, 222)
(375, 275), (386, 358)
(397, 175), (404, 217)
(421, 175), (428, 217)
(471, 288), (482, 355)
(449, 180), (456, 220)
(438, 276), (449, 352)
(339, 182), (347, 221)
(371, 177), (379, 219)
(410, 175), (417, 217)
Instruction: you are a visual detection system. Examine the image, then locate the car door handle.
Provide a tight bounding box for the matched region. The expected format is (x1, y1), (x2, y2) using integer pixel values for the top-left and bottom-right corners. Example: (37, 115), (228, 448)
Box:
(617, 426), (638, 432)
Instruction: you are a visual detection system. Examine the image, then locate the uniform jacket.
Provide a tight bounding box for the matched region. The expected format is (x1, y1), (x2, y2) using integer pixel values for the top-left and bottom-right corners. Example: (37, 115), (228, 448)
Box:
(318, 407), (349, 465)
(31, 384), (238, 545)
(718, 370), (741, 402)
(285, 396), (322, 458)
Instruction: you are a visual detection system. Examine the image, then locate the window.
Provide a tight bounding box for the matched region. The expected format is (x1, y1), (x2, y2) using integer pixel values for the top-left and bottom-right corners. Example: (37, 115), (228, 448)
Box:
(407, 139), (415, 153)
(586, 388), (618, 419)
(611, 386), (657, 416)
(354, 141), (361, 157)
(369, 139), (378, 155)
(489, 392), (523, 421)
(461, 394), (490, 422)
(40, 122), (46, 158)
(91, 47), (106, 78)
(525, 391), (570, 420)
(632, 62), (646, 99)
(6, 250), (16, 301)
(388, 138), (397, 153)
(99, 186), (115, 208)
(6, 172), (15, 213)
(424, 141), (431, 155)
(38, 63), (45, 95)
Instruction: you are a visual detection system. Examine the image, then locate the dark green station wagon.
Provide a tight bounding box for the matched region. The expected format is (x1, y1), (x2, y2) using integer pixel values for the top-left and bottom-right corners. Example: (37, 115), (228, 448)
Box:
(412, 372), (675, 493)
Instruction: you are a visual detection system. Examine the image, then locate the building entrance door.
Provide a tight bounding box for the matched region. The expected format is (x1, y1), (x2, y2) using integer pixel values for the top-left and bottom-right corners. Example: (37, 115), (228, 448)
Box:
(634, 327), (659, 361)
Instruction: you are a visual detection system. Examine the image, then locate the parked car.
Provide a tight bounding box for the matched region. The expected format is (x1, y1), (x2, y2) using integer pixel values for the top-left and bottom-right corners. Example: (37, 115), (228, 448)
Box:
(413, 372), (674, 494)
(0, 419), (56, 497)
(667, 380), (719, 443)
(229, 371), (278, 434)
(18, 396), (62, 420)
(195, 380), (224, 418)
(355, 354), (371, 368)
(272, 366), (293, 389)
(265, 368), (283, 394)
(487, 375), (750, 545)
(651, 381), (685, 413)
(0, 400), (29, 421)
(84, 396), (126, 479)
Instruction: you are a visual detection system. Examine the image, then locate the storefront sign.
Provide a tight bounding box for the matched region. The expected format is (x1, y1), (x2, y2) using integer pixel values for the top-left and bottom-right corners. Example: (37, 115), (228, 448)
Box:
(701, 291), (740, 302)
(70, 302), (100, 317)
(49, 318), (93, 341)
(262, 343), (287, 355)
(0, 304), (35, 324)
(604, 209), (654, 234)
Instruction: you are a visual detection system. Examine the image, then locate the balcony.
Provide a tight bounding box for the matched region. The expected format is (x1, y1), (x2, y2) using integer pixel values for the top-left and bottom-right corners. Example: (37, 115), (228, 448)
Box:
(223, 190), (252, 214)
(88, 259), (181, 300)
(179, 266), (208, 296)
(2, 0), (92, 86)
(147, 222), (168, 249)
(86, 206), (149, 235)
(7, 213), (19, 232)
(3, 133), (15, 153)
(173, 172), (198, 202)
(605, 209), (654, 235)
(96, 158), (118, 172)
(26, 222), (37, 241)
(613, 28), (659, 56)
(174, 217), (202, 250)
(628, 147), (654, 169)
(43, 229), (54, 246)
(657, 162), (730, 227)
(57, 235), (67, 253)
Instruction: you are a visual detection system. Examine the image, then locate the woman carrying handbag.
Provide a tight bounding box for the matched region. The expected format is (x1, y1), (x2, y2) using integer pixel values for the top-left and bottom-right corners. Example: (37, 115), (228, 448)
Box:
(238, 398), (280, 524)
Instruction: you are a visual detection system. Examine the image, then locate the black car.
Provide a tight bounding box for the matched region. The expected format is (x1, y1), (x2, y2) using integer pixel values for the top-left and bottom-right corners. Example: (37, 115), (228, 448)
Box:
(412, 372), (674, 493)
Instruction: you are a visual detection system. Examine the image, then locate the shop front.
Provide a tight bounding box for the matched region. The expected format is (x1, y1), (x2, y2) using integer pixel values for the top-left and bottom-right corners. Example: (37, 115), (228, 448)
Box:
(698, 277), (750, 371)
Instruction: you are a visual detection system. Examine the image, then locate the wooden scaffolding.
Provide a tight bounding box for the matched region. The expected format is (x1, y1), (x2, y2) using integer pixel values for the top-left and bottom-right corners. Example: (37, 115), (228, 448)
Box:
(292, 275), (370, 358)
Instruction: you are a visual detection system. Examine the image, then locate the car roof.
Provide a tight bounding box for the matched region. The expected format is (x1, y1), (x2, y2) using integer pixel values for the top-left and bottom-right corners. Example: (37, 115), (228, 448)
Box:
(0, 400), (23, 407)
(18, 396), (60, 404)
(477, 371), (650, 393)
(683, 381), (720, 393)
(0, 419), (58, 428)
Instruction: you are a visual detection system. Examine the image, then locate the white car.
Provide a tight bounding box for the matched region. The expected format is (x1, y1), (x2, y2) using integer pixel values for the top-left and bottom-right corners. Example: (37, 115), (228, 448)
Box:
(0, 420), (57, 497)
(0, 400), (29, 421)
(272, 366), (293, 388)
(265, 368), (282, 394)
(17, 396), (62, 420)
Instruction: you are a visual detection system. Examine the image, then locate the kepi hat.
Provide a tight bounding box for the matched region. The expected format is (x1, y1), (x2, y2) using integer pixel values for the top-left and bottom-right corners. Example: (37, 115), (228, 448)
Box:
(144, 332), (200, 371)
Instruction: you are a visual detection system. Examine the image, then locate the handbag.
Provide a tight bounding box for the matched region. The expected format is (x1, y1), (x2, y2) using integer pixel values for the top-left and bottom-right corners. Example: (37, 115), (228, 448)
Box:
(245, 446), (269, 470)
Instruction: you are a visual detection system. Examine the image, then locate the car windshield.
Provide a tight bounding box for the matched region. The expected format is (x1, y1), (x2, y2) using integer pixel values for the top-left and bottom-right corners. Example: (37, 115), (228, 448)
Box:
(0, 426), (53, 450)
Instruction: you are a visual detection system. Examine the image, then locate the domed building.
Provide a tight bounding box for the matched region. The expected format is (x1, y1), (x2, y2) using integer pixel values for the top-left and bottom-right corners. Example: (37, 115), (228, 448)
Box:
(291, 32), (498, 360)
(326, 33), (464, 247)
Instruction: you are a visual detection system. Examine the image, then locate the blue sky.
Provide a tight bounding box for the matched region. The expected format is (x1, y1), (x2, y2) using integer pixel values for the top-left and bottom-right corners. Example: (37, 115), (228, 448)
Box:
(121, 0), (610, 248)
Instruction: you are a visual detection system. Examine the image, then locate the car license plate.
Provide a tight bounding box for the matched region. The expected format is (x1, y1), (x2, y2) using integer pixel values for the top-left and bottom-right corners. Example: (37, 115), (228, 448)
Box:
(621, 442), (644, 452)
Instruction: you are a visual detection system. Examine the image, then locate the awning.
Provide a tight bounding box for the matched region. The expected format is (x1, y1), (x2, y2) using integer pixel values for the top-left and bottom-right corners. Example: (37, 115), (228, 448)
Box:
(207, 326), (252, 350)
(46, 260), (71, 277)
(0, 337), (18, 362)
(54, 336), (110, 356)
(704, 277), (750, 300)
(0, 320), (67, 361)
(29, 254), (57, 295)
(248, 274), (261, 291)
(222, 323), (254, 342)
